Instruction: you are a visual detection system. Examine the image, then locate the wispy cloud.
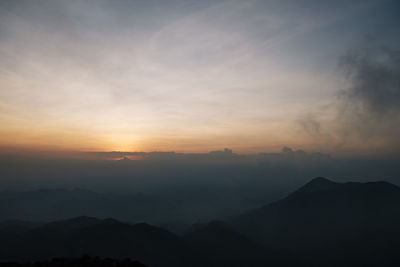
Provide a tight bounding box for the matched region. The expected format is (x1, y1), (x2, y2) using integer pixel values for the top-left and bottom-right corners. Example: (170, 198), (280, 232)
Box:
(0, 0), (398, 154)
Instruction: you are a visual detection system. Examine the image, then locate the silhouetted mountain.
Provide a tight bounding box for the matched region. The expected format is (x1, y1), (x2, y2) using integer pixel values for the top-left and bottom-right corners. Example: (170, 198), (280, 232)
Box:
(0, 189), (161, 222)
(0, 220), (40, 239)
(233, 177), (400, 265)
(2, 255), (147, 267)
(0, 219), (39, 231)
(0, 187), (268, 225)
(183, 221), (300, 266)
(288, 176), (339, 197)
(3, 178), (400, 266)
(0, 217), (302, 266)
(40, 216), (113, 230)
(0, 217), (188, 266)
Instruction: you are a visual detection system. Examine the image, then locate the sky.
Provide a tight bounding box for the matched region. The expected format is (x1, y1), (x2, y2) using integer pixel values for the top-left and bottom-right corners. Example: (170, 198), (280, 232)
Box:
(0, 0), (399, 157)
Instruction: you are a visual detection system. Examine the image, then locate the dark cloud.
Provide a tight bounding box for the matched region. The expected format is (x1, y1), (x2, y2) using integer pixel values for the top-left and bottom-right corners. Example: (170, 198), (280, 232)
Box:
(297, 40), (400, 153)
(339, 41), (400, 114)
(336, 40), (400, 144)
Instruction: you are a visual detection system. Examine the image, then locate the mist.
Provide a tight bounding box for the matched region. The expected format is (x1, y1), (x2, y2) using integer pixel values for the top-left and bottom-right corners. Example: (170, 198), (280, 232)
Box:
(0, 148), (398, 224)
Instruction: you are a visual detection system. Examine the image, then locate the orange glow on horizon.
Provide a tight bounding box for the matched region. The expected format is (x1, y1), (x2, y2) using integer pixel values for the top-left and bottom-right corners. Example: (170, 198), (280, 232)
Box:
(107, 155), (145, 161)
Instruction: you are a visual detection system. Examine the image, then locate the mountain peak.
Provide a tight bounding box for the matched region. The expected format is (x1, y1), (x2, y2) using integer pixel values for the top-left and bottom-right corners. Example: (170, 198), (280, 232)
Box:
(42, 216), (107, 230)
(288, 177), (338, 198)
(304, 177), (338, 189)
(309, 176), (334, 184)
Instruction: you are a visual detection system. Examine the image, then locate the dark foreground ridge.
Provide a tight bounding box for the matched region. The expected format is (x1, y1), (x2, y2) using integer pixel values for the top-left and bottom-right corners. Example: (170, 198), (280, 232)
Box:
(0, 255), (146, 267)
(1, 177), (400, 266)
(0, 216), (296, 266)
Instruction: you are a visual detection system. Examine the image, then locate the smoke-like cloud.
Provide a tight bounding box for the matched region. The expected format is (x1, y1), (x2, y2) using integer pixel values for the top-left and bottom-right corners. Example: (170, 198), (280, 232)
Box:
(339, 41), (400, 114)
(298, 39), (400, 155)
(337, 40), (400, 144)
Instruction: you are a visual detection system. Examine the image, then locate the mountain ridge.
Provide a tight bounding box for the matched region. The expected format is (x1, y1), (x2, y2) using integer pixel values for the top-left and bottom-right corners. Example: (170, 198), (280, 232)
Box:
(232, 177), (400, 265)
(2, 177), (400, 266)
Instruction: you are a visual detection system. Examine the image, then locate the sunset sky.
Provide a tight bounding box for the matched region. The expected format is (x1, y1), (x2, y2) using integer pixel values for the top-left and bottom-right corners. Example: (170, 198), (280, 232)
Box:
(0, 0), (399, 157)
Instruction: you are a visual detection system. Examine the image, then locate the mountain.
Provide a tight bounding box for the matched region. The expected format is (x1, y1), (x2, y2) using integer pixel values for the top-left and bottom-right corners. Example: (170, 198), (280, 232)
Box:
(0, 187), (267, 225)
(0, 217), (189, 266)
(1, 255), (147, 267)
(0, 219), (40, 238)
(183, 221), (300, 266)
(0, 217), (299, 266)
(0, 189), (161, 222)
(232, 177), (400, 265)
(3, 177), (400, 266)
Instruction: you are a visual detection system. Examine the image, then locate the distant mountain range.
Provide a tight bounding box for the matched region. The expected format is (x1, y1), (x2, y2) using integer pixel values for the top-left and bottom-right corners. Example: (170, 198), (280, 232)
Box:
(0, 186), (268, 225)
(1, 177), (400, 266)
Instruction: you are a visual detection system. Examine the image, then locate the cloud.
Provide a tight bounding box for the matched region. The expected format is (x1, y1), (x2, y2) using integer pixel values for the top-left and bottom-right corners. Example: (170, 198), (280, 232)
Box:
(296, 39), (400, 155)
(336, 40), (400, 144)
(299, 114), (321, 136)
(339, 40), (400, 114)
(0, 0), (398, 154)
